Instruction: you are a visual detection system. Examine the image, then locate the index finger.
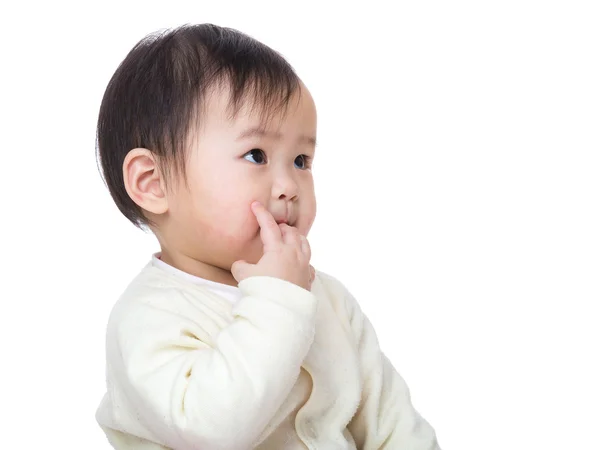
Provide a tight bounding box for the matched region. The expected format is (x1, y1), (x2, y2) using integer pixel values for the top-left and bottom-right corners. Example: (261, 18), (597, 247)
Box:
(251, 201), (282, 248)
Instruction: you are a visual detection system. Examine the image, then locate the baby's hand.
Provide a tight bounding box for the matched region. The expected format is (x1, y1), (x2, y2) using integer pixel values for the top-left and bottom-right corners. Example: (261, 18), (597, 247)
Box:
(232, 201), (314, 291)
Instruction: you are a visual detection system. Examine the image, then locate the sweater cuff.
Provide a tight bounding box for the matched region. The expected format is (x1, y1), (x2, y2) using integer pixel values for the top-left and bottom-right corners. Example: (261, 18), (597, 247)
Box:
(237, 276), (317, 317)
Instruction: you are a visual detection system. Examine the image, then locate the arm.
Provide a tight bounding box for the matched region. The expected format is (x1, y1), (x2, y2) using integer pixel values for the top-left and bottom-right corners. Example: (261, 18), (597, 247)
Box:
(339, 281), (440, 449)
(108, 276), (317, 450)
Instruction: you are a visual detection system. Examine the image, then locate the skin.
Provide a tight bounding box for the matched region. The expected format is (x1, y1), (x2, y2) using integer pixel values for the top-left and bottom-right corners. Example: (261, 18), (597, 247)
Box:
(123, 81), (318, 288)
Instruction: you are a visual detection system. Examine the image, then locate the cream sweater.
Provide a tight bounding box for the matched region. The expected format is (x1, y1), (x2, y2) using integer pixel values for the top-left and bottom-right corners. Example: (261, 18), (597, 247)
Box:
(96, 260), (440, 449)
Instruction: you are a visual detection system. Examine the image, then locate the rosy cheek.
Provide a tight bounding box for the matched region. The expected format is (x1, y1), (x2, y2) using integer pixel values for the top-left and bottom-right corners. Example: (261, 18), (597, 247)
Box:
(216, 208), (257, 241)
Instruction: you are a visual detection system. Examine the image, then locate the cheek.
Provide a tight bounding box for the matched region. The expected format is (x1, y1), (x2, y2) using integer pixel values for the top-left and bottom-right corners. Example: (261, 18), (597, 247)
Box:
(208, 205), (263, 264)
(299, 198), (317, 237)
(200, 194), (259, 242)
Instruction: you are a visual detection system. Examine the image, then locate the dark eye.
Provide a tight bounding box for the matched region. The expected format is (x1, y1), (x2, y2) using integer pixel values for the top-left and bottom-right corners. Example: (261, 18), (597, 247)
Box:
(294, 154), (311, 170)
(243, 149), (267, 164)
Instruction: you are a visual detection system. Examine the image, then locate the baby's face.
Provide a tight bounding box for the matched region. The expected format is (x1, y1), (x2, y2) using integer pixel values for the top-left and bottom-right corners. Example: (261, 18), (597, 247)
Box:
(164, 82), (317, 270)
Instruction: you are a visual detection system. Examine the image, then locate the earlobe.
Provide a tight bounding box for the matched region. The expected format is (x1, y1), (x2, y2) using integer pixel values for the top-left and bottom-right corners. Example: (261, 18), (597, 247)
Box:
(123, 148), (168, 215)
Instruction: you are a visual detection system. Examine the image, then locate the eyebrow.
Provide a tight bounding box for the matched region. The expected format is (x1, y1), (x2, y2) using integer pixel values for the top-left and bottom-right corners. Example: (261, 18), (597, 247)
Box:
(236, 127), (317, 147)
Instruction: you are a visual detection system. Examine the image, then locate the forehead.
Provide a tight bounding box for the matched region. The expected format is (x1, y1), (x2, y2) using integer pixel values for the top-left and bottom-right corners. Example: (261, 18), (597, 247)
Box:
(201, 82), (316, 134)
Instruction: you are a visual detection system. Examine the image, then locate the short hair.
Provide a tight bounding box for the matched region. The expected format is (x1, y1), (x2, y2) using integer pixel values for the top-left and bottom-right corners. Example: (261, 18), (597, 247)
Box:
(96, 23), (301, 228)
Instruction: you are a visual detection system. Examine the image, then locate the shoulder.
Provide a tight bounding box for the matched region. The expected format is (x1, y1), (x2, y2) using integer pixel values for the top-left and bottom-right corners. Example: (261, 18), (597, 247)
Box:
(105, 264), (232, 344)
(312, 269), (363, 319)
(313, 270), (345, 295)
(111, 263), (214, 312)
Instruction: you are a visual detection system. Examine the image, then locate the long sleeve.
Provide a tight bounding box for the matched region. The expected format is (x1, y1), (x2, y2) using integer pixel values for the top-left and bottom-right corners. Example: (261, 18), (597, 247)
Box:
(103, 275), (317, 450)
(341, 283), (441, 450)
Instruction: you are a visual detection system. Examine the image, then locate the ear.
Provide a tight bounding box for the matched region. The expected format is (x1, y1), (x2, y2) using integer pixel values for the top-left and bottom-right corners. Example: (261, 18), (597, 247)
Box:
(123, 148), (168, 215)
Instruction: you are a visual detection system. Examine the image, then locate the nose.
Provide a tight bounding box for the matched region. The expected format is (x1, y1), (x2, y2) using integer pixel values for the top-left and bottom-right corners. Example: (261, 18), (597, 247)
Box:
(272, 167), (299, 201)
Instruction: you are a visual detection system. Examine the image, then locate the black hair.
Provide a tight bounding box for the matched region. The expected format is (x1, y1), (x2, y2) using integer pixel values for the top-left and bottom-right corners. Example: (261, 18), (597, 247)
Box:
(96, 23), (301, 228)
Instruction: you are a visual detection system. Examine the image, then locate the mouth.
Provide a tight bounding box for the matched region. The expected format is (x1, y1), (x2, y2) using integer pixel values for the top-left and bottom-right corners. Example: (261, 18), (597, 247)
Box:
(272, 209), (295, 227)
(275, 217), (296, 227)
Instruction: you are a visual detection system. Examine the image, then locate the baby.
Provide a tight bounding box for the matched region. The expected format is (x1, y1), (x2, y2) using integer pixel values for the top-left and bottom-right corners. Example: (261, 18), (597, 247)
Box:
(95, 23), (440, 450)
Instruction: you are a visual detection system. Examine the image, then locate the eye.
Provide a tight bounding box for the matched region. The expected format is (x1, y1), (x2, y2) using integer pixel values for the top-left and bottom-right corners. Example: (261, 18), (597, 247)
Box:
(243, 149), (267, 165)
(294, 154), (312, 170)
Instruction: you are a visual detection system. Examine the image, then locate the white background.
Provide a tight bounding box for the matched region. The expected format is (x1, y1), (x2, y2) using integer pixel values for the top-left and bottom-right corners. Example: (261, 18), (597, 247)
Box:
(1, 1), (598, 448)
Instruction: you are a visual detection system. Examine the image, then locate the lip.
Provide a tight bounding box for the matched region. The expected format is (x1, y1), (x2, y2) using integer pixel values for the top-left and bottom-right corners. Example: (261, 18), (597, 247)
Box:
(271, 207), (295, 226)
(273, 215), (295, 226)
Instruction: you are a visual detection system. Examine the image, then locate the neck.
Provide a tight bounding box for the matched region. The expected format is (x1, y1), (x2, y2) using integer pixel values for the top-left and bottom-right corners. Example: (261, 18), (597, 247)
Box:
(158, 248), (238, 287)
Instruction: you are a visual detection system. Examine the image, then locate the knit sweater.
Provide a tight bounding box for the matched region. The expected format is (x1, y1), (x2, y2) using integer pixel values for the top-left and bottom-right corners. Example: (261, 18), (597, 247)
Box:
(96, 260), (440, 449)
